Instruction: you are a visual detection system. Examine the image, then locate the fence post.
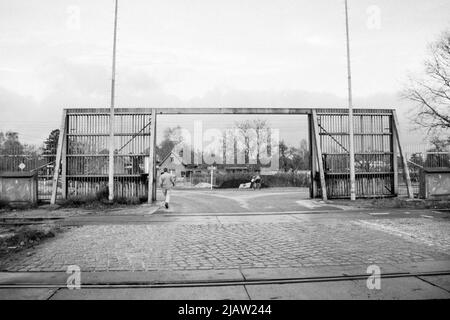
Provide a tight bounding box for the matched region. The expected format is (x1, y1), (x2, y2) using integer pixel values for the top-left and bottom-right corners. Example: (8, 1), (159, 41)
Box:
(148, 109), (157, 203)
(51, 109), (67, 205)
(392, 110), (413, 199)
(61, 115), (68, 199)
(308, 114), (318, 198)
(312, 110), (327, 201)
(391, 115), (398, 195)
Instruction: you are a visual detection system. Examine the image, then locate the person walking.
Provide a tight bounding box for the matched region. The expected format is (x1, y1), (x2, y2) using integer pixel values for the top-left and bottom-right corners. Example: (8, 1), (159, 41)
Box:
(159, 168), (175, 209)
(253, 172), (261, 190)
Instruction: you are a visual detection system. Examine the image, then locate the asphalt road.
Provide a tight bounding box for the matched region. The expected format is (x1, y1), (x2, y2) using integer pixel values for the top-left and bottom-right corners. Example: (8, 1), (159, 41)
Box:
(154, 187), (344, 214)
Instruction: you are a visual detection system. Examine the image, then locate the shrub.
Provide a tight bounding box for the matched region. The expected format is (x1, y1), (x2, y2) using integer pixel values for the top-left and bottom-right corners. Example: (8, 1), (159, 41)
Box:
(58, 195), (99, 208)
(191, 172), (213, 185)
(216, 173), (253, 188)
(216, 171), (311, 188)
(58, 193), (146, 208)
(115, 196), (141, 205)
(95, 186), (109, 201)
(262, 172), (310, 187)
(0, 198), (10, 210)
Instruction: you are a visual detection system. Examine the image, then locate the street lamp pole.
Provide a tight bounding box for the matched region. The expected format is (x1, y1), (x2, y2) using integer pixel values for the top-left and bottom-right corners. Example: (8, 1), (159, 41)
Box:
(345, 0), (356, 201)
(109, 0), (119, 202)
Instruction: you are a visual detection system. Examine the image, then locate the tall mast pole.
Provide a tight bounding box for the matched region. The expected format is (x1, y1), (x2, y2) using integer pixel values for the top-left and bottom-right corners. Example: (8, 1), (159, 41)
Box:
(109, 0), (118, 202)
(345, 0), (356, 201)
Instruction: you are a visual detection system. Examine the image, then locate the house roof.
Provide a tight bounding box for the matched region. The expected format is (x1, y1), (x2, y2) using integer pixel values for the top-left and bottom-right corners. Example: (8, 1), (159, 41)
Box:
(159, 150), (186, 166)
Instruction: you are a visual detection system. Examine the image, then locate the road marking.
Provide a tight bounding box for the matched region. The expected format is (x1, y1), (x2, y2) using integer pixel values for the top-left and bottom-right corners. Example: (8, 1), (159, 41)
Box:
(295, 200), (323, 209)
(368, 212), (390, 216)
(403, 211), (411, 214)
(421, 215), (434, 219)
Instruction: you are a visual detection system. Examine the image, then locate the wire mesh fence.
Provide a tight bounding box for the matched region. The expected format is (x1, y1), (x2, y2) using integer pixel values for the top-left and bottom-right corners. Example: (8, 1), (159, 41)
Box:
(0, 152), (58, 201)
(398, 151), (450, 197)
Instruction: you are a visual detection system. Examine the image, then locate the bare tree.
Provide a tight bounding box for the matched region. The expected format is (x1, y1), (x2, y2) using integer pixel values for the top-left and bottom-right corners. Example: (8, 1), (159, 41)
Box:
(253, 119), (269, 164)
(234, 120), (252, 164)
(234, 119), (270, 165)
(402, 31), (450, 136)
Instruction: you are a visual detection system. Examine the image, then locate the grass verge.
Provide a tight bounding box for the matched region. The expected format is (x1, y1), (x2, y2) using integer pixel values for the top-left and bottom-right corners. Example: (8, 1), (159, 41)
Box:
(331, 197), (450, 209)
(0, 223), (63, 260)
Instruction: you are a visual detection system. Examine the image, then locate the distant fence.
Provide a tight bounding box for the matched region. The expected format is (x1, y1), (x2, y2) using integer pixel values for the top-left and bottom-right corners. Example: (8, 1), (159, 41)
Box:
(183, 171), (310, 188)
(398, 151), (450, 197)
(0, 153), (58, 201)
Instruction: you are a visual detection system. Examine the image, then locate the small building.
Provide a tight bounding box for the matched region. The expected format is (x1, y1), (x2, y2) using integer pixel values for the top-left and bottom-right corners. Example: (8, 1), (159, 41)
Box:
(158, 150), (190, 178)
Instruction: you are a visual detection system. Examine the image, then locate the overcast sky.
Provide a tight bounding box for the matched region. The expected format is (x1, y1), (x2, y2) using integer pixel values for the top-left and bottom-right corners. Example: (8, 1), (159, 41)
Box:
(0, 0), (449, 147)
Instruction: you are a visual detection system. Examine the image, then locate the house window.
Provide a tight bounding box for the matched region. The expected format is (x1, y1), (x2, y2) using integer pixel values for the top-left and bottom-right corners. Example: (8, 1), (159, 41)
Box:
(181, 171), (186, 177)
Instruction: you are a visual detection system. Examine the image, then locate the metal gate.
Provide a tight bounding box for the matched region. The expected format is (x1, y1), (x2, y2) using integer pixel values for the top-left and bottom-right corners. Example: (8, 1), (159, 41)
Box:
(56, 108), (153, 201)
(309, 108), (412, 199)
(49, 107), (413, 203)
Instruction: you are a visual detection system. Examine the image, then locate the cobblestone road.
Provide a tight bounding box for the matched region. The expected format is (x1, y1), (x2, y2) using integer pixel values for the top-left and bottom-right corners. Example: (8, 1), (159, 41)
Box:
(2, 217), (449, 272)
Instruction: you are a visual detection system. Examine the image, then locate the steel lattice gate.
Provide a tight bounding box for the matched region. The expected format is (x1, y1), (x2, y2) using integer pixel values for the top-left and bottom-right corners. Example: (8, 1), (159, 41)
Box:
(60, 108), (153, 200)
(49, 107), (412, 203)
(309, 108), (411, 199)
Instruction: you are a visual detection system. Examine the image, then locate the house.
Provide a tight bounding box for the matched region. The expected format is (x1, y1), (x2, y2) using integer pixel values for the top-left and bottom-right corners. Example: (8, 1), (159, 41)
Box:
(158, 148), (278, 180)
(158, 150), (190, 178)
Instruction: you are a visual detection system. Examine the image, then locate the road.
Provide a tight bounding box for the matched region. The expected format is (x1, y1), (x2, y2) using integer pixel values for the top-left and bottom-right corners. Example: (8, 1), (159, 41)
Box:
(154, 187), (346, 214)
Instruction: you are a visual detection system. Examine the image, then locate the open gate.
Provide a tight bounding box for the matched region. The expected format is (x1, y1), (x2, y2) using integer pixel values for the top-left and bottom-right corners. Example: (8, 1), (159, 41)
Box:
(50, 108), (155, 203)
(309, 108), (412, 199)
(49, 107), (413, 204)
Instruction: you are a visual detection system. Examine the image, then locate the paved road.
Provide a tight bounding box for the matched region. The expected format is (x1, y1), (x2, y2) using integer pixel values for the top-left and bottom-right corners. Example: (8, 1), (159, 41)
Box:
(2, 210), (449, 273)
(1, 188), (449, 299)
(154, 188), (345, 214)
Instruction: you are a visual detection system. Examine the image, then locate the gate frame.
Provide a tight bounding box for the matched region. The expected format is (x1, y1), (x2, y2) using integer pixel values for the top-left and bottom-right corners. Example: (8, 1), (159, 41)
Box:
(50, 107), (413, 204)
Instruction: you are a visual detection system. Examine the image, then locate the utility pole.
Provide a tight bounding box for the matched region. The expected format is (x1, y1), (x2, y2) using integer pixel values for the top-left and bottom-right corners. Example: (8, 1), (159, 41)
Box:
(345, 0), (356, 201)
(109, 0), (119, 202)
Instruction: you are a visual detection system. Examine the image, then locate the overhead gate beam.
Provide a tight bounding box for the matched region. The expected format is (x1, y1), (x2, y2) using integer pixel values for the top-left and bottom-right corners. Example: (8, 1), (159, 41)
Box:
(48, 107), (407, 202)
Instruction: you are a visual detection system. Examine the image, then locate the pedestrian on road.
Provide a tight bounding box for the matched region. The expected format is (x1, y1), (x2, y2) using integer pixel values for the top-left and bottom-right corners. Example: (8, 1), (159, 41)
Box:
(253, 173), (261, 190)
(159, 168), (175, 209)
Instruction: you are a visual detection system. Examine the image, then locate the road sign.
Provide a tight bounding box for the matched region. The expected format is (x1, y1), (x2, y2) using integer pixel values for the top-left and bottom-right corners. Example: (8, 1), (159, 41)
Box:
(18, 163), (26, 171)
(208, 166), (216, 190)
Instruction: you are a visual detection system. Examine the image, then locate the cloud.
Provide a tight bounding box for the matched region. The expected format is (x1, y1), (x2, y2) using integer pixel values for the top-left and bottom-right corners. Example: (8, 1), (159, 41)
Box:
(0, 60), (427, 147)
(0, 59), (182, 144)
(304, 35), (334, 47)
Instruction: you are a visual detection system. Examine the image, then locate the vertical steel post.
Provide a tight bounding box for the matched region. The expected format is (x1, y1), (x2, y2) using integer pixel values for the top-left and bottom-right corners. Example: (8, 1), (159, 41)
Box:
(308, 114), (318, 198)
(61, 115), (68, 199)
(50, 110), (67, 205)
(109, 0), (119, 202)
(210, 168), (213, 190)
(345, 0), (356, 200)
(148, 109), (157, 203)
(312, 110), (327, 201)
(392, 111), (414, 199)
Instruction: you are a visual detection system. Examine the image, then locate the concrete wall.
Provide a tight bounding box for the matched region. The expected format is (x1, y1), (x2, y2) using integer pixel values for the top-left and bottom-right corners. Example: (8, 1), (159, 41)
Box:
(420, 169), (450, 199)
(0, 172), (38, 204)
